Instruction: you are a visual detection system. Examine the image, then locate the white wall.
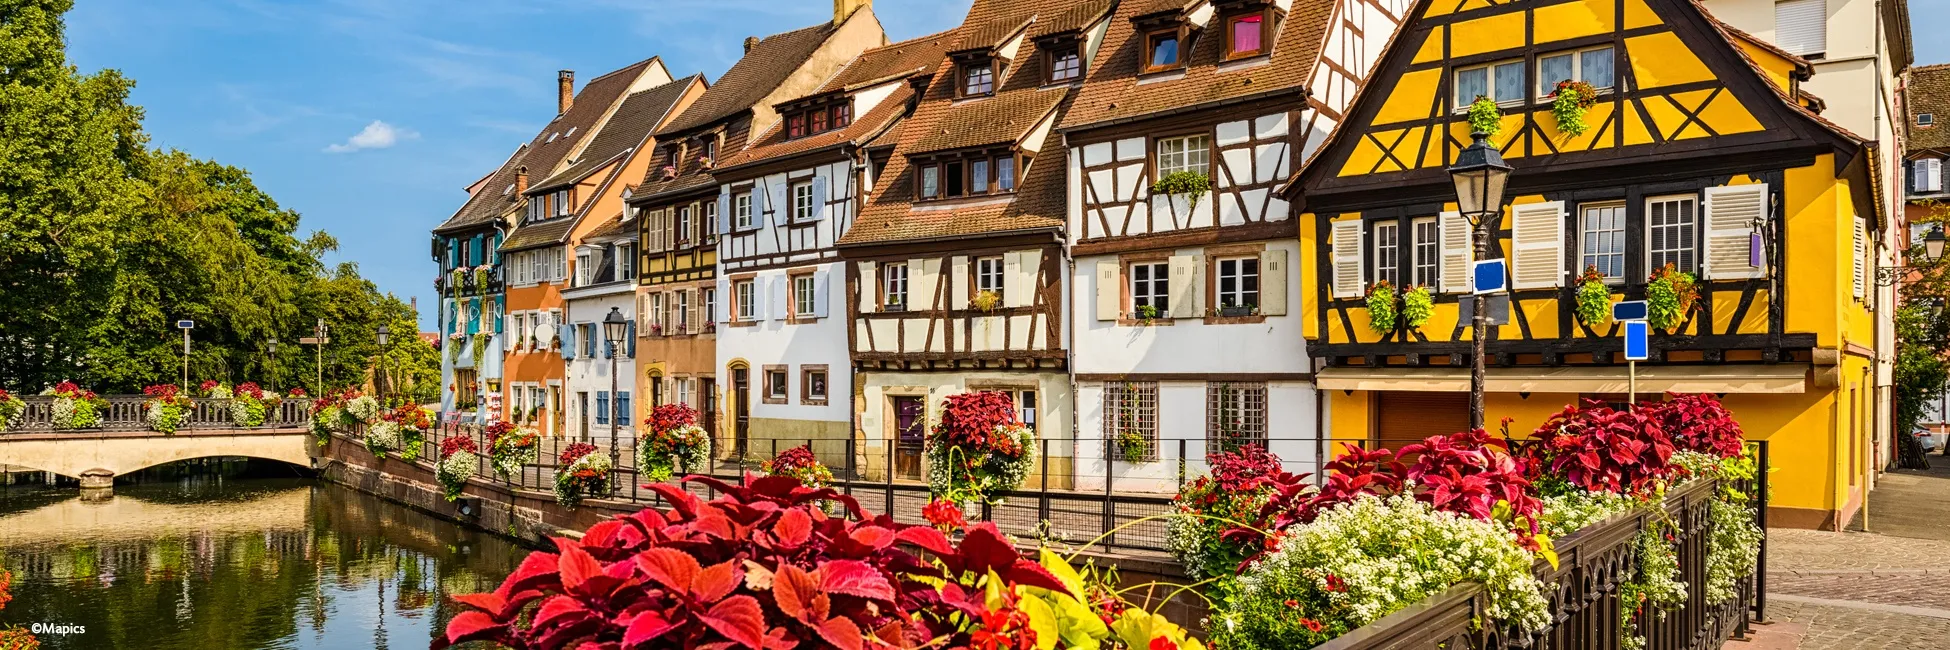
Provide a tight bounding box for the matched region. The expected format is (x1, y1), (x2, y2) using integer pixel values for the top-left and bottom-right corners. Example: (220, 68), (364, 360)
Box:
(1070, 240), (1311, 375)
(564, 288), (637, 445)
(1071, 381), (1319, 492)
(715, 261), (854, 425)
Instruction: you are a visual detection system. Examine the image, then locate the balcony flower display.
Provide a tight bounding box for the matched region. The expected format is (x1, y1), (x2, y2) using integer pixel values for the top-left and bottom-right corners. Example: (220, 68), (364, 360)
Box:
(0, 389), (22, 433)
(437, 435), (479, 502)
(142, 384), (194, 434)
(554, 442), (613, 507)
(925, 391), (1036, 505)
(228, 381), (283, 428)
(486, 421), (540, 479)
(638, 403), (711, 482)
(44, 380), (106, 430)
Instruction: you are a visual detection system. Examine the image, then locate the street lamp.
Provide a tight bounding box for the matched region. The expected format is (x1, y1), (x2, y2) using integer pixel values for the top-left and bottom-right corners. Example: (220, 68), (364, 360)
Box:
(376, 324), (391, 405)
(267, 338), (278, 392)
(1875, 224), (1948, 286)
(603, 307), (629, 481)
(1447, 131), (1512, 430)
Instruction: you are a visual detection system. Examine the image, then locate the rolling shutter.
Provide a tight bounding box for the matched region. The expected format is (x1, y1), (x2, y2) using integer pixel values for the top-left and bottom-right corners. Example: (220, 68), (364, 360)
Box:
(1168, 255), (1201, 319)
(1375, 392), (1472, 444)
(1702, 184), (1768, 280)
(858, 262), (878, 314)
(1331, 220), (1364, 298)
(1774, 0), (1827, 57)
(1438, 211), (1473, 293)
(1259, 249), (1288, 316)
(1095, 261), (1121, 321)
(1510, 201), (1565, 290)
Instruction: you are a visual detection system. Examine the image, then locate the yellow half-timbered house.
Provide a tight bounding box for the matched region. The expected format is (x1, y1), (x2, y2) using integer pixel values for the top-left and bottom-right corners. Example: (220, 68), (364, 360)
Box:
(1289, 0), (1885, 529)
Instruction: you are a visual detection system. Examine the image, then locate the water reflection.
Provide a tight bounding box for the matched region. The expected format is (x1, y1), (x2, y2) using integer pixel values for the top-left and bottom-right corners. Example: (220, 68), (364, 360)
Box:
(0, 464), (529, 649)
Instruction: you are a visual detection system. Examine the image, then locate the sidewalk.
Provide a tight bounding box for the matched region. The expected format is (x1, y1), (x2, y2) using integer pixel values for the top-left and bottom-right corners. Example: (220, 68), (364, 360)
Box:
(1728, 462), (1950, 650)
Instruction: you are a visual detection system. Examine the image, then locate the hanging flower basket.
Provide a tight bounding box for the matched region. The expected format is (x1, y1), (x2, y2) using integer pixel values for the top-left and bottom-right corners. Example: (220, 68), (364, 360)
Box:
(228, 382), (282, 428)
(763, 444), (835, 489)
(487, 421), (541, 479)
(1468, 96), (1504, 136)
(143, 384), (194, 434)
(554, 443), (613, 507)
(1401, 285), (1434, 329)
(1550, 80), (1599, 137)
(437, 436), (479, 502)
(638, 403), (711, 482)
(924, 391), (1037, 504)
(1575, 265), (1612, 327)
(1646, 263), (1699, 333)
(0, 389), (23, 433)
(45, 381), (106, 430)
(1365, 280), (1400, 333)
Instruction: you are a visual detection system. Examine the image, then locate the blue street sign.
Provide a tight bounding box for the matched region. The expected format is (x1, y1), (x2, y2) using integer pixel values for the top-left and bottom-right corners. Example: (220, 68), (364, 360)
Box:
(176, 320), (195, 329)
(1471, 259), (1506, 294)
(1624, 320), (1649, 361)
(1612, 300), (1648, 322)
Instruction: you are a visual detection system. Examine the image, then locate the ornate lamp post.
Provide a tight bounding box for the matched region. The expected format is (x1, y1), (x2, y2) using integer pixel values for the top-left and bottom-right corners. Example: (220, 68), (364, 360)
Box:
(376, 324), (391, 405)
(602, 307), (630, 481)
(267, 338), (279, 392)
(1447, 131), (1512, 430)
(1876, 224), (1947, 286)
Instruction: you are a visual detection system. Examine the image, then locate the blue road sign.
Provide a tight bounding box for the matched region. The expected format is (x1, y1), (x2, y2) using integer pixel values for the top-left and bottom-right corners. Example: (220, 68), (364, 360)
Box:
(1624, 320), (1649, 361)
(1472, 259), (1506, 294)
(1612, 300), (1648, 322)
(176, 320), (195, 329)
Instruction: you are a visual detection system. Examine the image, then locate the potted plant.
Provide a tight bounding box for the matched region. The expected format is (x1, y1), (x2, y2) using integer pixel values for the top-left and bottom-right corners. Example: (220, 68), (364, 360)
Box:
(1217, 302), (1257, 318)
(762, 444), (835, 490)
(924, 391), (1037, 505)
(1134, 304), (1160, 324)
(1549, 80), (1599, 137)
(659, 165), (678, 180)
(1646, 263), (1699, 333)
(436, 435), (479, 502)
(554, 442), (613, 507)
(1151, 170), (1212, 212)
(1115, 429), (1150, 463)
(1468, 95), (1504, 136)
(1365, 280), (1400, 333)
(1401, 285), (1434, 330)
(486, 421), (541, 479)
(228, 382), (282, 428)
(1575, 265), (1612, 327)
(143, 384), (194, 434)
(46, 380), (107, 430)
(970, 289), (1001, 313)
(638, 403), (712, 482)
(0, 389), (23, 433)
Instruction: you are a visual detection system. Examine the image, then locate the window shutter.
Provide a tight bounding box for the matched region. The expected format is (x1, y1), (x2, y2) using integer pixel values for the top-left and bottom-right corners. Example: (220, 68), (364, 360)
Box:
(746, 190), (760, 229)
(1095, 261), (1121, 321)
(1003, 251), (1033, 308)
(1168, 254), (1201, 319)
(649, 209), (665, 251)
(1852, 216), (1866, 299)
(752, 281), (767, 322)
(771, 182), (791, 227)
(1331, 220), (1365, 298)
(1913, 161), (1927, 194)
(1510, 201), (1566, 290)
(771, 275), (790, 321)
(627, 320), (636, 358)
(1928, 159), (1945, 193)
(1259, 249), (1288, 315)
(1702, 184), (1768, 280)
(1438, 211), (1473, 293)
(910, 258), (941, 312)
(814, 268), (831, 318)
(812, 177), (830, 221)
(561, 324), (576, 359)
(665, 207), (678, 249)
(1774, 0), (1827, 57)
(604, 326), (615, 359)
(717, 194), (732, 233)
(858, 262), (878, 314)
(690, 293), (703, 333)
(494, 296), (505, 334)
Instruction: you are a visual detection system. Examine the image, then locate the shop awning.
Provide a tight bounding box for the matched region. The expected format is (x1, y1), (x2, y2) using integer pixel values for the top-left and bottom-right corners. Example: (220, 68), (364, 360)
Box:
(1317, 364), (1809, 394)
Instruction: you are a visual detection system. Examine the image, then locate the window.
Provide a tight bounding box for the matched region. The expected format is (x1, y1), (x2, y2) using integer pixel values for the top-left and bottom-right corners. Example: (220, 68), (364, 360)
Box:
(915, 153), (1019, 200)
(810, 107), (829, 133)
(1921, 113), (1937, 126)
(793, 273), (817, 317)
(1455, 60), (1525, 107)
(703, 288), (716, 327)
(1217, 257), (1260, 309)
(1646, 195), (1698, 273)
(554, 190), (571, 217)
(1537, 46), (1615, 95)
(1145, 31), (1182, 71)
(1579, 203), (1627, 280)
(677, 206), (693, 245)
(1775, 0), (1826, 57)
(791, 182), (815, 222)
(1156, 135), (1210, 177)
(1131, 262), (1169, 315)
(883, 262), (909, 310)
(1049, 46), (1082, 82)
(1104, 382), (1158, 461)
(734, 194), (754, 229)
(921, 166), (940, 199)
(617, 243), (635, 281)
(677, 290), (691, 333)
(832, 103), (852, 129)
(1206, 382), (1267, 452)
(787, 113), (808, 139)
(801, 365), (829, 405)
(704, 201), (718, 242)
(1372, 222), (1400, 287)
(998, 157), (1017, 191)
(945, 161), (965, 196)
(1412, 217), (1440, 287)
(700, 137), (717, 163)
(1226, 13), (1267, 59)
(735, 280), (756, 321)
(1915, 158), (1943, 193)
(764, 366), (789, 403)
(975, 256), (1004, 302)
(972, 160), (990, 194)
(651, 293), (667, 333)
(961, 61), (995, 96)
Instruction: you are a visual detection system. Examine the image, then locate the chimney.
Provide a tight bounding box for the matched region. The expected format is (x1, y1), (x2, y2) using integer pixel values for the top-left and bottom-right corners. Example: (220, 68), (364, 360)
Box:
(515, 166), (529, 195)
(744, 36), (761, 53)
(833, 0), (869, 26)
(557, 70), (575, 115)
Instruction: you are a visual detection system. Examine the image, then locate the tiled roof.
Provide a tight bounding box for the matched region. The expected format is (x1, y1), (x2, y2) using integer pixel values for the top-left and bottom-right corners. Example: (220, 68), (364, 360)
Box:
(433, 143), (527, 234)
(839, 0), (1079, 248)
(951, 14), (1033, 54)
(1059, 0), (1335, 132)
(1029, 0), (1114, 39)
(718, 83), (919, 172)
(657, 21), (844, 136)
(500, 217), (576, 253)
(529, 75), (702, 194)
(633, 116), (756, 201)
(819, 30), (954, 94)
(1907, 64), (1950, 153)
(712, 32), (953, 172)
(582, 213), (636, 241)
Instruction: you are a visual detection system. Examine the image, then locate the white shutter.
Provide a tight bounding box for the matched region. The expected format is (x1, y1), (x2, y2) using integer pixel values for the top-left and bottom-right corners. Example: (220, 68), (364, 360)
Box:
(1510, 201), (1566, 290)
(770, 181), (791, 227)
(1167, 254), (1201, 319)
(1927, 159), (1944, 193)
(857, 262), (878, 314)
(1774, 0), (1827, 57)
(813, 268), (831, 318)
(950, 256), (970, 307)
(717, 194), (732, 234)
(715, 279), (730, 323)
(1852, 216), (1866, 299)
(1332, 219), (1365, 298)
(649, 209), (665, 251)
(1259, 248), (1288, 316)
(811, 177), (830, 221)
(910, 258), (941, 311)
(1095, 261), (1121, 321)
(771, 275), (790, 320)
(1004, 251), (1035, 308)
(1438, 211), (1474, 293)
(1702, 184), (1768, 280)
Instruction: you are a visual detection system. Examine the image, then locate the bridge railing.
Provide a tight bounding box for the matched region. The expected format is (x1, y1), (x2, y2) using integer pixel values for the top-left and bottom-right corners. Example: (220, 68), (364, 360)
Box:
(2, 395), (314, 433)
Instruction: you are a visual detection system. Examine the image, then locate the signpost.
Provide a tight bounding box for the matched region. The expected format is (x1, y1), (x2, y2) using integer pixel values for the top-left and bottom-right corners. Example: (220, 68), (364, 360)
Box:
(1617, 301), (1650, 405)
(1472, 259), (1507, 294)
(302, 318), (331, 396)
(176, 320), (195, 390)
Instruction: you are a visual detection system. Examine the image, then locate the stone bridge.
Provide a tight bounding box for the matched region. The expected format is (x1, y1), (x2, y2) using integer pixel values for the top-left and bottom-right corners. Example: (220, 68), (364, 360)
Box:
(0, 394), (315, 488)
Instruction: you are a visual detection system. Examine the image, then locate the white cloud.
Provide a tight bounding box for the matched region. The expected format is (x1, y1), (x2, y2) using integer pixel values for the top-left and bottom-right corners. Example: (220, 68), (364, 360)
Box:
(325, 120), (417, 153)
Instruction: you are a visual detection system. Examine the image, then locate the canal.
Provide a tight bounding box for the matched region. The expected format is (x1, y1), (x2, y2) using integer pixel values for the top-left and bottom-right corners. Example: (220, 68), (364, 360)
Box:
(0, 460), (530, 649)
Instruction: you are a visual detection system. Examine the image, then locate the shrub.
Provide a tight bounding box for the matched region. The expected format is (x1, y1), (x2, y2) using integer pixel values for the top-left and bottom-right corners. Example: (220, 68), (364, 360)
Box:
(1400, 429), (1545, 549)
(1519, 401), (1676, 495)
(1167, 445), (1306, 581)
(926, 392), (1036, 504)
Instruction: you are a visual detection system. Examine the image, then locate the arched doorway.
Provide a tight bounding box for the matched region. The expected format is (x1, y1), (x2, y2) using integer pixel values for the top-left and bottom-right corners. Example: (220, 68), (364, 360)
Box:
(726, 360), (751, 459)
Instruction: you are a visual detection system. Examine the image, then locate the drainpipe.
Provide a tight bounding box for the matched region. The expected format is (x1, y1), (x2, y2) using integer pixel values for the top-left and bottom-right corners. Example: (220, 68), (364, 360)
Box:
(1060, 131), (1082, 480)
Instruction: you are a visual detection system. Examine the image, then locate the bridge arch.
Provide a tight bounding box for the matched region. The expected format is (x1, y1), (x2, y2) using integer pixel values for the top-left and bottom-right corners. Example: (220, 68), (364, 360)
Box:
(0, 430), (313, 482)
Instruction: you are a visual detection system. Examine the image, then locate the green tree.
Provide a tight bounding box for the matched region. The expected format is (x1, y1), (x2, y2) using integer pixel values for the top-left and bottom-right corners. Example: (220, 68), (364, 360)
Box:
(1896, 202), (1950, 466)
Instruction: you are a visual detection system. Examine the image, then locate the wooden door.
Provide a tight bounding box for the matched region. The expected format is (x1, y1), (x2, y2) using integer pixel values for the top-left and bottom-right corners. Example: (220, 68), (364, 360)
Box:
(732, 369), (750, 457)
(700, 377), (718, 457)
(894, 396), (925, 480)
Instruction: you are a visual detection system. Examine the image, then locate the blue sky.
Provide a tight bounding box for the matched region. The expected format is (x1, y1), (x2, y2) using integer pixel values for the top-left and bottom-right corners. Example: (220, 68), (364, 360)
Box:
(64, 0), (973, 331)
(61, 1), (1950, 331)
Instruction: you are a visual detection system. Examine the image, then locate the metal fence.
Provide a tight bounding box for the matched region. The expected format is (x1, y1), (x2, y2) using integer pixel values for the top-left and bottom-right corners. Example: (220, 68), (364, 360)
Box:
(3, 395), (314, 432)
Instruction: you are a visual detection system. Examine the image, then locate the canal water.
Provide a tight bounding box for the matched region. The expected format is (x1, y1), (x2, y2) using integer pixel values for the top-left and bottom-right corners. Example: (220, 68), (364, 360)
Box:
(0, 460), (531, 649)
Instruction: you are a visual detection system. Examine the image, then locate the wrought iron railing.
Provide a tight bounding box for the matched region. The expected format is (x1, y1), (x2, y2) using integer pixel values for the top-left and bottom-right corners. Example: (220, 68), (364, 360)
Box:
(1, 395), (314, 433)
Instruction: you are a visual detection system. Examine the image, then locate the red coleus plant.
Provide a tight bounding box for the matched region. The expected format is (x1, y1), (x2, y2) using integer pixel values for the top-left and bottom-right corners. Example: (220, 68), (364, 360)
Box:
(383, 403), (431, 429)
(142, 384), (183, 401)
(1643, 393), (1744, 459)
(485, 421), (517, 445)
(1400, 429), (1545, 547)
(647, 403), (699, 434)
(442, 435), (479, 458)
(235, 382), (267, 399)
(52, 380), (98, 400)
(1520, 400), (1677, 495)
(560, 442), (601, 466)
(437, 474), (1068, 650)
(309, 387), (360, 414)
(931, 392), (1021, 456)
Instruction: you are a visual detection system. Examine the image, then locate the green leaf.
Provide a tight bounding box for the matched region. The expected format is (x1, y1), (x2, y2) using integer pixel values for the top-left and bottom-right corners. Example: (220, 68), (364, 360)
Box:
(1038, 548), (1086, 598)
(1018, 590), (1062, 650)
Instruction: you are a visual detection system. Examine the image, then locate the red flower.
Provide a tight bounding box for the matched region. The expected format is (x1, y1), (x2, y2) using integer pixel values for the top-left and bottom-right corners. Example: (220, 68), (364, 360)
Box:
(1300, 617), (1324, 633)
(1325, 574), (1346, 593)
(559, 442), (600, 465)
(199, 380), (219, 393)
(1283, 599), (1298, 608)
(1149, 636), (1180, 650)
(441, 435), (479, 458)
(923, 499), (967, 532)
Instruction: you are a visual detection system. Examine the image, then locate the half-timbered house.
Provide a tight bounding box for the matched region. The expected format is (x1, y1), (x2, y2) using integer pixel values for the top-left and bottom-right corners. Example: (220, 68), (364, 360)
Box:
(629, 2), (887, 455)
(1060, 0), (1406, 491)
(432, 143), (525, 424)
(1291, 0), (1884, 529)
(706, 33), (950, 457)
(836, 0), (1102, 487)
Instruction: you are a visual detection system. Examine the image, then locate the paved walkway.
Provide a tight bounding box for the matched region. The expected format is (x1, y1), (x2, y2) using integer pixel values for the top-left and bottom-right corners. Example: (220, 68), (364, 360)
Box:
(1728, 462), (1950, 650)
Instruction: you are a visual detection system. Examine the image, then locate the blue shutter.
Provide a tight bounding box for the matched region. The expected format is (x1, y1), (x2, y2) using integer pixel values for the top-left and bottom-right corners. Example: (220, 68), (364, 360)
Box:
(472, 235), (484, 266)
(811, 177), (829, 221)
(617, 393), (631, 427)
(560, 324), (576, 359)
(467, 299), (480, 335)
(490, 232), (501, 263)
(717, 193), (732, 234)
(626, 320), (636, 358)
(494, 296), (504, 333)
(596, 392), (609, 425)
(447, 238), (459, 269)
(604, 329), (614, 359)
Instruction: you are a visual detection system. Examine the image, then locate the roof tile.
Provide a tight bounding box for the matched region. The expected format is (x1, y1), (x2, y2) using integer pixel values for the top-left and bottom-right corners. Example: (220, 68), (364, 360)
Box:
(658, 22), (843, 136)
(1907, 64), (1950, 153)
(529, 75), (702, 194)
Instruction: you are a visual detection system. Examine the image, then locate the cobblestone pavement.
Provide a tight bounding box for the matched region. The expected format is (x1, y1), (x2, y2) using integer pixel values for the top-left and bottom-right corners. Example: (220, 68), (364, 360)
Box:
(1732, 520), (1950, 649)
(1744, 600), (1950, 650)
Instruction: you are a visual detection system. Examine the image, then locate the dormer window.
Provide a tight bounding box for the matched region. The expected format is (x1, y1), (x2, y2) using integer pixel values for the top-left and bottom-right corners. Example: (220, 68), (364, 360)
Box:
(961, 60), (996, 97)
(1048, 45), (1082, 82)
(1921, 113), (1937, 127)
(1145, 30), (1184, 72)
(783, 102), (851, 140)
(912, 149), (1024, 201)
(788, 113), (808, 138)
(1225, 12), (1269, 60)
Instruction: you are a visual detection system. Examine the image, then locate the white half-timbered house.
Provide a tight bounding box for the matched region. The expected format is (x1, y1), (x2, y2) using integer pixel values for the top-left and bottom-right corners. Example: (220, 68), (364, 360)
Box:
(1060, 0), (1404, 491)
